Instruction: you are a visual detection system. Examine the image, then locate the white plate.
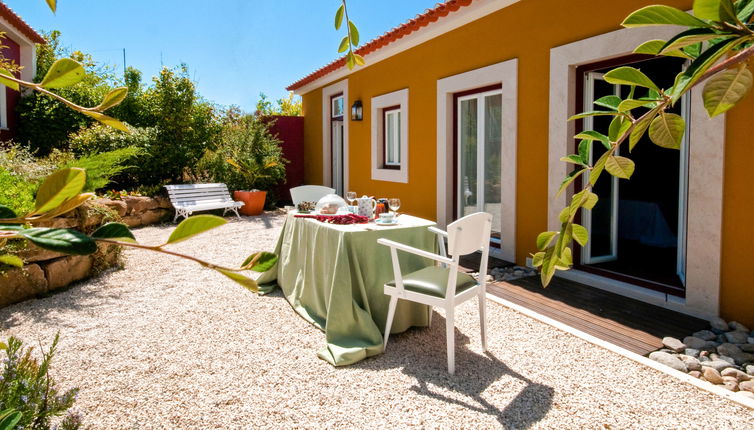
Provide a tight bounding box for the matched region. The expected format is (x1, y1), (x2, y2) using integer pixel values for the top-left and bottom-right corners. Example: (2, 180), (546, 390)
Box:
(374, 220), (399, 226)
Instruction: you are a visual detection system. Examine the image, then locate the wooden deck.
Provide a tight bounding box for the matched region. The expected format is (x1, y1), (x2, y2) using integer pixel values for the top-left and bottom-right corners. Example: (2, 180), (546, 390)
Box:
(460, 255), (708, 356)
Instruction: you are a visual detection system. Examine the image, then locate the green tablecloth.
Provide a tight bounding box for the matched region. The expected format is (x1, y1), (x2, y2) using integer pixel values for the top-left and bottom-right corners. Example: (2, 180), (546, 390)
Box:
(256, 213), (436, 366)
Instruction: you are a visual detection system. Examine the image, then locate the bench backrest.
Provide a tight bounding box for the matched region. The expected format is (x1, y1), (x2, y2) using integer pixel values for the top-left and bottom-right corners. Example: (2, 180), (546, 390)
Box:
(164, 184), (234, 206)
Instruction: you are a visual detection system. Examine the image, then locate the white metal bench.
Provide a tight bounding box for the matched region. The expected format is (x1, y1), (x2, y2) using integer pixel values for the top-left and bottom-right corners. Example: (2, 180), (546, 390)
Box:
(164, 183), (244, 222)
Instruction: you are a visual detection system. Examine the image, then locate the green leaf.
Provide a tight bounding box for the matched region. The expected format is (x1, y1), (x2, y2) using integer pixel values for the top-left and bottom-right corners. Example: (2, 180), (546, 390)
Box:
(572, 224), (589, 247)
(605, 155), (636, 179)
(531, 251), (545, 268)
(604, 67), (660, 92)
(737, 0), (754, 21)
(0, 255), (23, 268)
(338, 36), (350, 53)
(568, 110), (623, 121)
(45, 0), (56, 13)
(334, 4), (345, 30)
(633, 39), (692, 59)
(40, 58), (86, 89)
(536, 231), (559, 250)
(348, 20), (360, 46)
(608, 116), (631, 142)
(558, 207), (570, 223)
(578, 139), (590, 164)
(0, 409), (22, 430)
(629, 110), (657, 151)
(80, 111), (129, 132)
(94, 87), (128, 112)
(622, 5), (712, 28)
(217, 269), (258, 292)
(702, 64), (753, 117)
(557, 168), (585, 197)
(241, 251), (278, 272)
(0, 69), (19, 91)
(0, 205), (16, 219)
(589, 152), (610, 186)
(34, 168), (86, 215)
(617, 98), (658, 112)
(167, 215), (227, 245)
(660, 28), (730, 55)
(540, 246), (557, 287)
(669, 37), (743, 101)
(583, 193), (599, 210)
(19, 228), (97, 255)
(345, 52), (355, 70)
(682, 43), (703, 59)
(560, 155), (587, 166)
(36, 193), (93, 220)
(694, 0), (738, 21)
(594, 95), (622, 110)
(574, 130), (611, 149)
(91, 222), (136, 243)
(353, 54), (365, 66)
(649, 112), (685, 149)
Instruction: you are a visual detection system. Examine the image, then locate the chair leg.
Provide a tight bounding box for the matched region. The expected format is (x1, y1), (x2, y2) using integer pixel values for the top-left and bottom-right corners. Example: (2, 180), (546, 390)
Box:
(427, 306), (433, 328)
(446, 306), (455, 375)
(479, 290), (488, 352)
(383, 296), (398, 350)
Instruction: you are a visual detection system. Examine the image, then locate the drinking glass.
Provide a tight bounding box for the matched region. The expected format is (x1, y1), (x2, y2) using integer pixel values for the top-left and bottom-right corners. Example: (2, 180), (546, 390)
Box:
(388, 198), (401, 216)
(346, 191), (357, 212)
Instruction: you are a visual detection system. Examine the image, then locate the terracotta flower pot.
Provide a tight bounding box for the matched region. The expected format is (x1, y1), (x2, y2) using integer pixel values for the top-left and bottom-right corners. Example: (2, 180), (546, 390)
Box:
(234, 190), (266, 216)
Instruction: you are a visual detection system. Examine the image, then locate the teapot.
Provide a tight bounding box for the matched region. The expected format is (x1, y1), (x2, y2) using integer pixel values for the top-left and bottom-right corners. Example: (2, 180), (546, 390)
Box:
(356, 195), (377, 218)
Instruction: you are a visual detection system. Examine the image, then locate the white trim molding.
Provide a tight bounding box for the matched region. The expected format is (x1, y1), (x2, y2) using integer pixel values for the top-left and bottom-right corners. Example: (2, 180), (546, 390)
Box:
(292, 0), (522, 95)
(321, 79), (349, 192)
(436, 58), (518, 262)
(548, 27), (725, 318)
(371, 88), (409, 183)
(0, 16), (37, 82)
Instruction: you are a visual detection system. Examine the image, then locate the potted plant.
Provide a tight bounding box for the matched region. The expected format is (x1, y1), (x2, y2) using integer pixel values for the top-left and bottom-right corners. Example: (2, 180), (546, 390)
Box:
(226, 158), (279, 215)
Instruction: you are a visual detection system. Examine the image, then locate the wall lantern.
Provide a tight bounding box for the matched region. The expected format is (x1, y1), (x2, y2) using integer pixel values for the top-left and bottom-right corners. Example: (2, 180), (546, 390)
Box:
(351, 100), (363, 121)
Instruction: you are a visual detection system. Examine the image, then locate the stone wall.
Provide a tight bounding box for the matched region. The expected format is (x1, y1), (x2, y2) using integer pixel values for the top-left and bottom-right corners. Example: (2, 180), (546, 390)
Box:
(0, 196), (174, 307)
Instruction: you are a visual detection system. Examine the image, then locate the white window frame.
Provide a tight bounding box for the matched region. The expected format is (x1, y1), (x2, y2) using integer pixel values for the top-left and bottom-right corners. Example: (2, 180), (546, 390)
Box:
(548, 26), (725, 319)
(436, 59), (518, 262)
(383, 108), (401, 167)
(0, 84), (7, 129)
(321, 80), (349, 191)
(371, 89), (409, 183)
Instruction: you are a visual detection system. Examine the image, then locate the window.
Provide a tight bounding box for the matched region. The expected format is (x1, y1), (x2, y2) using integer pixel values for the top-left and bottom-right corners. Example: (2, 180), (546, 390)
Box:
(382, 106), (401, 168)
(371, 89), (408, 183)
(331, 95), (344, 119)
(330, 94), (345, 195)
(0, 85), (7, 129)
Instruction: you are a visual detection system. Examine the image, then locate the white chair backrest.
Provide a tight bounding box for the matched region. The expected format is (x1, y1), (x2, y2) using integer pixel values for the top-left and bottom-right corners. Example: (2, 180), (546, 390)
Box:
(447, 212), (493, 257)
(290, 185), (336, 206)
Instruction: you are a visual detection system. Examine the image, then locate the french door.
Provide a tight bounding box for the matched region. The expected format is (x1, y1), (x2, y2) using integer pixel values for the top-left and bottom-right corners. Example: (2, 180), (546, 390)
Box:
(456, 88), (502, 241)
(330, 95), (345, 196)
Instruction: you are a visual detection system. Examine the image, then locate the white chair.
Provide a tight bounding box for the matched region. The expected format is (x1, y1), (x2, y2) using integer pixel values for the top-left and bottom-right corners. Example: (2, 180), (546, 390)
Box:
(378, 212), (492, 374)
(290, 185), (336, 206)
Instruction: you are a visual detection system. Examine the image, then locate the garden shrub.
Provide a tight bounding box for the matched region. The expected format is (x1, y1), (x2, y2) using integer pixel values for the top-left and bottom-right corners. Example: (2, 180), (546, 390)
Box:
(0, 334), (82, 430)
(0, 168), (36, 215)
(65, 147), (143, 192)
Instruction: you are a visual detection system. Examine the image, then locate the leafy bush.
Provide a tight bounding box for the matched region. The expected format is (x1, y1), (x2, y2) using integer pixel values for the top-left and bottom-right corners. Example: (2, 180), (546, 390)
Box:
(0, 168), (36, 215)
(65, 147), (142, 192)
(197, 114), (286, 206)
(0, 334), (82, 430)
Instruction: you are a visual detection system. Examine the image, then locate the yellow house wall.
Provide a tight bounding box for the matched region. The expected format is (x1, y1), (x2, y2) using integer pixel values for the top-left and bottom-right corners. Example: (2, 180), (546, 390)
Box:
(298, 0), (753, 325)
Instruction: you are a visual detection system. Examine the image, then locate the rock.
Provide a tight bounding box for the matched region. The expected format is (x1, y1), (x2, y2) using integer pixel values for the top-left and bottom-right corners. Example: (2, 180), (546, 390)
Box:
(710, 317), (728, 332)
(747, 365), (754, 376)
(740, 380), (754, 393)
(82, 210), (104, 228)
(718, 343), (754, 365)
(725, 331), (749, 344)
(718, 355), (736, 365)
(722, 368), (751, 382)
(700, 355), (711, 363)
(701, 360), (735, 372)
(42, 255), (93, 290)
(679, 355), (702, 372)
(649, 351), (688, 373)
(15, 243), (66, 263)
(740, 344), (754, 353)
(683, 336), (708, 350)
(749, 337), (754, 344)
(662, 337), (686, 353)
(684, 348), (700, 357)
(122, 215), (141, 228)
(36, 216), (80, 229)
(703, 367), (724, 384)
(0, 265), (48, 306)
(139, 209), (165, 226)
(689, 370), (702, 379)
(123, 196), (158, 214)
(715, 334), (727, 344)
(93, 198), (128, 217)
(692, 330), (717, 341)
(722, 380), (739, 392)
(154, 196), (173, 209)
(729, 321), (750, 333)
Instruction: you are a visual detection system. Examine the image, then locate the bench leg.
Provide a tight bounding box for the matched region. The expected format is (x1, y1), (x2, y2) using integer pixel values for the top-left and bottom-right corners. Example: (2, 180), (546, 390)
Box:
(232, 208), (241, 219)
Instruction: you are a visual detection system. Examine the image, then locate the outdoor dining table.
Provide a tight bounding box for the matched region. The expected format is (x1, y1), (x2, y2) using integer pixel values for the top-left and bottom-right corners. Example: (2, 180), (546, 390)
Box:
(256, 211), (437, 366)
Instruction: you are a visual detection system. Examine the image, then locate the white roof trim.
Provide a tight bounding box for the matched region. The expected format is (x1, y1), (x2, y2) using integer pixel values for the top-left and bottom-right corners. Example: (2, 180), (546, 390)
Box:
(293, 0), (520, 95)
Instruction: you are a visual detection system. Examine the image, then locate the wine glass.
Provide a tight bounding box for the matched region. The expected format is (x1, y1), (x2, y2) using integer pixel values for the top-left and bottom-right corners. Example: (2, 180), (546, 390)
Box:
(388, 198), (401, 216)
(346, 191), (357, 212)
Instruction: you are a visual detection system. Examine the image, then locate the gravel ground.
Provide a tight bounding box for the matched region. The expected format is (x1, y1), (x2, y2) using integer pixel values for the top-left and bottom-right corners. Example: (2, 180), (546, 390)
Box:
(0, 214), (752, 429)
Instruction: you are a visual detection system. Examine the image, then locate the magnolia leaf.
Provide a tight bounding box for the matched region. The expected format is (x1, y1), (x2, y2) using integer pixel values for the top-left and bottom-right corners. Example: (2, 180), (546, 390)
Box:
(737, 0), (754, 21)
(568, 110), (622, 121)
(630, 111), (656, 152)
(334, 4), (345, 30)
(617, 98), (658, 112)
(353, 54), (365, 66)
(0, 255), (23, 268)
(91, 222), (136, 243)
(0, 69), (19, 91)
(540, 246), (557, 287)
(348, 20), (360, 46)
(572, 224), (589, 247)
(558, 207), (570, 223)
(40, 58), (86, 89)
(19, 228), (97, 255)
(45, 0), (57, 12)
(345, 52), (355, 70)
(557, 247), (573, 268)
(167, 215), (226, 245)
(557, 169), (585, 197)
(37, 193), (93, 220)
(669, 37), (742, 102)
(594, 95), (622, 110)
(702, 64), (753, 117)
(608, 116), (631, 143)
(217, 269), (258, 293)
(574, 130), (611, 150)
(605, 155), (636, 179)
(80, 111), (129, 132)
(560, 155), (587, 166)
(694, 0), (738, 21)
(604, 67), (660, 92)
(94, 87), (128, 112)
(589, 152), (609, 186)
(0, 409), (22, 430)
(0, 204), (16, 219)
(241, 251), (277, 272)
(34, 168), (86, 215)
(338, 36), (350, 53)
(536, 231), (558, 251)
(660, 28), (727, 54)
(622, 5), (711, 28)
(583, 193), (599, 210)
(569, 190), (588, 215)
(649, 112), (685, 149)
(578, 140), (590, 164)
(531, 252), (545, 268)
(633, 39), (692, 59)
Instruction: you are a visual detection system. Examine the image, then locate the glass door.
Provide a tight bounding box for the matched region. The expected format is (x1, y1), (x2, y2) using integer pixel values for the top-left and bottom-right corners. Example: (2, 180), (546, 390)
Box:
(457, 89), (502, 241)
(330, 95), (344, 196)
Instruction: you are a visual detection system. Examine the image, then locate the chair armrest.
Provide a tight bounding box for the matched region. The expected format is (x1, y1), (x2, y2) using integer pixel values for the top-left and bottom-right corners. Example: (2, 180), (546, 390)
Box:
(377, 238), (453, 265)
(428, 226), (447, 237)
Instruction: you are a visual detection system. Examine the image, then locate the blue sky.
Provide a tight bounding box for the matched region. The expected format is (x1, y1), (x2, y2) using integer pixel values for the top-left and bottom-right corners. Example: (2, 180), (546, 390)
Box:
(4, 0), (439, 111)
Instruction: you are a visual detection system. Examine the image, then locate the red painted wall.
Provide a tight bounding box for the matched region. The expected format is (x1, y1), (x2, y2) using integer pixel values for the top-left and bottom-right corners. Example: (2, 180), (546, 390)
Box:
(0, 36), (20, 141)
(267, 115), (304, 204)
